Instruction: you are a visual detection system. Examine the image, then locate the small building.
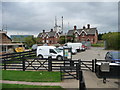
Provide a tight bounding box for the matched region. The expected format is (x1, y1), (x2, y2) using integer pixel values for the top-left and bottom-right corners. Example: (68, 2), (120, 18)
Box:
(0, 30), (24, 54)
(37, 29), (60, 44)
(67, 24), (98, 44)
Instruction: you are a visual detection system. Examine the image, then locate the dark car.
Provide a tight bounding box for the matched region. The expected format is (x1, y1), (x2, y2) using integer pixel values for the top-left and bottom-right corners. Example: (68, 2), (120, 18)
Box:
(105, 51), (120, 63)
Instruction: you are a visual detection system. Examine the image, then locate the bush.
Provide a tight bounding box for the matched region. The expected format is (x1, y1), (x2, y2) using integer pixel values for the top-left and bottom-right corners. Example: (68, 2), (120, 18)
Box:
(102, 32), (120, 50)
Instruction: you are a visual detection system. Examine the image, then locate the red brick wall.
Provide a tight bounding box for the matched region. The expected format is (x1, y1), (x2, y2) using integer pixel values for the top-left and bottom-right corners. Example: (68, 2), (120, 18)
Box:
(0, 33), (12, 44)
(38, 36), (60, 44)
(67, 33), (98, 44)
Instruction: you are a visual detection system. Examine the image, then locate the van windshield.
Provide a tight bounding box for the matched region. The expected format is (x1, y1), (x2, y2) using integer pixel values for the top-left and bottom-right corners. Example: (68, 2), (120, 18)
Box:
(55, 48), (63, 53)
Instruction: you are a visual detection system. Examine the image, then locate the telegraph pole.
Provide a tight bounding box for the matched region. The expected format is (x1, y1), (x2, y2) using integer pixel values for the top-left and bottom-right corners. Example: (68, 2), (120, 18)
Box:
(62, 16), (63, 33)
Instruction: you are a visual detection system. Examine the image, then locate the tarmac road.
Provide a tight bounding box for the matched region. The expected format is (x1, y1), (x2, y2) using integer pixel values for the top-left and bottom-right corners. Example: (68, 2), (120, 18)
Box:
(72, 47), (114, 60)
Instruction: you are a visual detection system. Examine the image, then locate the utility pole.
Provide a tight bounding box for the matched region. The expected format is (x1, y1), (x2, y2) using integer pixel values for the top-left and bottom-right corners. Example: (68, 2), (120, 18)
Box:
(55, 16), (57, 27)
(62, 16), (63, 33)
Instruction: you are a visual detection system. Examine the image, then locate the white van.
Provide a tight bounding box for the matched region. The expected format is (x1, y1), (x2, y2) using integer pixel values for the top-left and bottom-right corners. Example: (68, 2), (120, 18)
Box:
(37, 46), (63, 60)
(64, 42), (85, 52)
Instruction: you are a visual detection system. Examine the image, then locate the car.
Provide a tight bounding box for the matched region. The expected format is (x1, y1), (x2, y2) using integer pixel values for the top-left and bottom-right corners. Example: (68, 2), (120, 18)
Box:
(105, 51), (120, 63)
(31, 44), (38, 50)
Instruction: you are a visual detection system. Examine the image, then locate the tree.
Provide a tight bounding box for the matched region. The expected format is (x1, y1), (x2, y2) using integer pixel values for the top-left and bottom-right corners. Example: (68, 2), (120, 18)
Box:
(98, 33), (104, 40)
(58, 36), (66, 44)
(24, 36), (36, 48)
(102, 32), (120, 50)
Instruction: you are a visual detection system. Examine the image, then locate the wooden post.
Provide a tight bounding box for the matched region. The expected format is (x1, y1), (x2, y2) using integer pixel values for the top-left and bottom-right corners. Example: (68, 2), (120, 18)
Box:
(95, 59), (97, 73)
(92, 60), (94, 72)
(4, 59), (6, 70)
(22, 58), (25, 71)
(60, 66), (63, 81)
(70, 60), (74, 67)
(48, 56), (52, 72)
(76, 63), (79, 80)
(79, 70), (86, 90)
(79, 59), (81, 71)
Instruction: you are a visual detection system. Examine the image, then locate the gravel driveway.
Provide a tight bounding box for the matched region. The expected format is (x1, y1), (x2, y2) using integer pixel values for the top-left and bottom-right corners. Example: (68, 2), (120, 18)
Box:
(72, 47), (115, 60)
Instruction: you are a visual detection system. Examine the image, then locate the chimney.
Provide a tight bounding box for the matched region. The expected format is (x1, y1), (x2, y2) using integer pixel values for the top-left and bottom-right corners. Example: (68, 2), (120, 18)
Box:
(43, 30), (45, 33)
(87, 24), (90, 29)
(74, 25), (77, 30)
(83, 26), (86, 29)
(51, 29), (53, 32)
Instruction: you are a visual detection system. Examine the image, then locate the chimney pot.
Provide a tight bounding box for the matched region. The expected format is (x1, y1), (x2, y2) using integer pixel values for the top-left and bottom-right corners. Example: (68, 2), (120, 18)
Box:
(83, 26), (86, 29)
(74, 25), (77, 30)
(51, 29), (53, 32)
(43, 30), (45, 33)
(87, 24), (90, 29)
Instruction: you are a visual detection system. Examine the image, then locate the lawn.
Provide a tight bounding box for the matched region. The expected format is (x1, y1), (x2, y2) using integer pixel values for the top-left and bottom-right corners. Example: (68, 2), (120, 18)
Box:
(2, 70), (61, 82)
(2, 83), (62, 88)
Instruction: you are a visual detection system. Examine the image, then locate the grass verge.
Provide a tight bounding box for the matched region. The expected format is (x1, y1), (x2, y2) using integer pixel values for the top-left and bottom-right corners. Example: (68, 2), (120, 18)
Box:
(2, 70), (61, 82)
(2, 83), (62, 88)
(91, 43), (104, 47)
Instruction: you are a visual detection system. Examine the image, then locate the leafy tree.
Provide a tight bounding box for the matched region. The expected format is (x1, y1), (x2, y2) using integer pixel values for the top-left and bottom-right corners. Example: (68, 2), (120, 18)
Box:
(102, 32), (120, 50)
(24, 36), (36, 48)
(98, 33), (104, 40)
(58, 36), (66, 44)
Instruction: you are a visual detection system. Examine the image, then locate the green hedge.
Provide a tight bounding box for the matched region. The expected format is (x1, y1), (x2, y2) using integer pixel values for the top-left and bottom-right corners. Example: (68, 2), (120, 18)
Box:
(102, 32), (120, 50)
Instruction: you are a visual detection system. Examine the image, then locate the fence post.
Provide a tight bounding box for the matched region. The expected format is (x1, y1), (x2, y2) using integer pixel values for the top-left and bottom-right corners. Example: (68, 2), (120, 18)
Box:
(76, 63), (79, 80)
(79, 59), (81, 70)
(60, 66), (63, 81)
(22, 55), (25, 71)
(48, 56), (52, 72)
(95, 59), (97, 73)
(70, 60), (74, 67)
(92, 60), (94, 72)
(4, 59), (6, 70)
(21, 55), (25, 71)
(79, 70), (85, 90)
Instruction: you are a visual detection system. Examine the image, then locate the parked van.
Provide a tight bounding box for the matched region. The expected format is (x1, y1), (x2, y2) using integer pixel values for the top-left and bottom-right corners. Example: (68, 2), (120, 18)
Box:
(57, 46), (77, 54)
(37, 46), (63, 60)
(64, 42), (85, 52)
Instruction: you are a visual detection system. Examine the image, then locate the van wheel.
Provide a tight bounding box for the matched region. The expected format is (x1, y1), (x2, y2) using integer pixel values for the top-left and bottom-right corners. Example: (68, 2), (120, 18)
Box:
(57, 56), (63, 60)
(38, 55), (43, 59)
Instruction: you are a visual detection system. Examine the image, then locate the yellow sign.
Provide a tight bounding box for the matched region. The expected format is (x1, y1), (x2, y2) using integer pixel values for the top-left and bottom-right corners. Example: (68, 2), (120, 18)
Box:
(15, 47), (24, 52)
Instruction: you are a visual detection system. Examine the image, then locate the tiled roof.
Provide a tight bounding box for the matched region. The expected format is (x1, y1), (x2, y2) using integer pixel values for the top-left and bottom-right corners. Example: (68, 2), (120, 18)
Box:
(67, 28), (97, 35)
(38, 31), (56, 37)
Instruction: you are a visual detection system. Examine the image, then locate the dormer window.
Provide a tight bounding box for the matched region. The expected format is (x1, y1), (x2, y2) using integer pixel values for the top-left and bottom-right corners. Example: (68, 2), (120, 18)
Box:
(46, 36), (49, 39)
(75, 34), (78, 37)
(82, 33), (85, 37)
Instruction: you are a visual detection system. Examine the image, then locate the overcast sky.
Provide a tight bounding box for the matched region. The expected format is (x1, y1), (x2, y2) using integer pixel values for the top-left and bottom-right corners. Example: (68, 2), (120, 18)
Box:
(1, 1), (118, 37)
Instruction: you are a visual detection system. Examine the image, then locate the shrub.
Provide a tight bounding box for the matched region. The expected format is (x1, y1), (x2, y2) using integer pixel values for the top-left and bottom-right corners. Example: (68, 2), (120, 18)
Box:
(102, 32), (120, 50)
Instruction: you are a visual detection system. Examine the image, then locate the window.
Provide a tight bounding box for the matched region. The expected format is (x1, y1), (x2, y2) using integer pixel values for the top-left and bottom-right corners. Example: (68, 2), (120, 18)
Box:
(42, 40), (44, 43)
(46, 40), (49, 43)
(82, 33), (85, 37)
(75, 34), (78, 37)
(50, 49), (57, 54)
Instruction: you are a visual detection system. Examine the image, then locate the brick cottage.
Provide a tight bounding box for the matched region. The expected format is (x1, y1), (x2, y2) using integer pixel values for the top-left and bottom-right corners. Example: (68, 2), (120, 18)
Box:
(37, 24), (98, 44)
(67, 24), (98, 44)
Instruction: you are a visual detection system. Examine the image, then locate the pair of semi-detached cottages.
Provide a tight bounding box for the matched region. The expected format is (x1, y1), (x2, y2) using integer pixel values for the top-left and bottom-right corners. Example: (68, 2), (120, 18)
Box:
(37, 29), (61, 44)
(37, 24), (98, 44)
(67, 24), (98, 44)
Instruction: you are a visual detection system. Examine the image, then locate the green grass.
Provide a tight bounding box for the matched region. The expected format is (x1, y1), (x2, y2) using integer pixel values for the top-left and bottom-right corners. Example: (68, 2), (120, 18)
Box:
(91, 43), (104, 47)
(2, 70), (61, 82)
(2, 83), (62, 88)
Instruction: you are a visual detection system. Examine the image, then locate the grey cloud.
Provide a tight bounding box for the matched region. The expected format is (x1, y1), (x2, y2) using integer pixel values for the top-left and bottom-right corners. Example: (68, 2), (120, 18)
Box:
(2, 2), (118, 36)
